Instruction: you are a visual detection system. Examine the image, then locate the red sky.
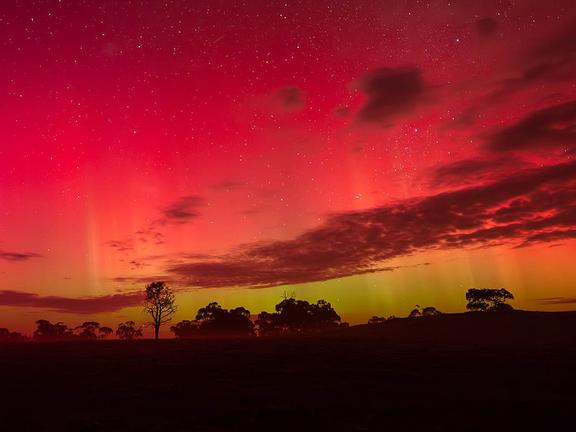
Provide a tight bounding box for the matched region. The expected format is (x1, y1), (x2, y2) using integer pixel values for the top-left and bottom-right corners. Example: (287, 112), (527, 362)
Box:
(1, 0), (576, 334)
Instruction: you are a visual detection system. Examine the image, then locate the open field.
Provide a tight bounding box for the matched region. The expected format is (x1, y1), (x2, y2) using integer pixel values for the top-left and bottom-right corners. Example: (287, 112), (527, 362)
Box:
(1, 311), (575, 431)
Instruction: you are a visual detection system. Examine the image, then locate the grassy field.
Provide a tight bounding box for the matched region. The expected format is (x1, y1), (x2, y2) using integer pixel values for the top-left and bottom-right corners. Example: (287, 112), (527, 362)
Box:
(1, 311), (575, 431)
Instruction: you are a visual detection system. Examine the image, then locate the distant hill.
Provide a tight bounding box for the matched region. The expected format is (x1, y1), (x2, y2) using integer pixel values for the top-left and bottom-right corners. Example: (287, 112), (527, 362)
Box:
(339, 310), (576, 345)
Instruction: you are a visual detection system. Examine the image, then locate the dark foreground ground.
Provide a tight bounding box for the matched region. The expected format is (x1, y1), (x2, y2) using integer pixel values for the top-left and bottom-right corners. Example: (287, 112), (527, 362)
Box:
(1, 311), (576, 432)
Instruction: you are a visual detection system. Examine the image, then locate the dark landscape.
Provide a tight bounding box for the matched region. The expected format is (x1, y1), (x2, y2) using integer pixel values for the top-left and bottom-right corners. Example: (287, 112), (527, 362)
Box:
(2, 311), (575, 432)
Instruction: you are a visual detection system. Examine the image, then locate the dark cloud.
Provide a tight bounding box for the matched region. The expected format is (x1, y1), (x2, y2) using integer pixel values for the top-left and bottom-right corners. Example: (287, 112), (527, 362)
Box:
(440, 20), (576, 125)
(0, 290), (143, 314)
(106, 239), (134, 252)
(528, 20), (576, 75)
(436, 101), (575, 191)
(486, 21), (576, 102)
(0, 251), (42, 262)
(356, 66), (426, 124)
(160, 195), (206, 224)
(274, 87), (305, 111)
(167, 160), (576, 288)
(430, 157), (524, 187)
(135, 226), (165, 244)
(107, 196), (202, 252)
(487, 100), (576, 153)
(128, 260), (150, 270)
(107, 225), (165, 255)
(535, 296), (576, 305)
(476, 17), (499, 38)
(111, 275), (179, 285)
(517, 229), (576, 248)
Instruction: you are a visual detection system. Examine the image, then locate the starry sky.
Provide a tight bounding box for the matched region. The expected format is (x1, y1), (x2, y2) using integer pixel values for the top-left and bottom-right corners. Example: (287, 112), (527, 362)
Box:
(1, 0), (576, 334)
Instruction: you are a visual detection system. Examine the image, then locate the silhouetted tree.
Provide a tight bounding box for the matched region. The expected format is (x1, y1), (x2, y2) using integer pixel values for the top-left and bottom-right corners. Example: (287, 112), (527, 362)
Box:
(0, 328), (25, 340)
(466, 288), (514, 312)
(256, 298), (341, 335)
(255, 311), (282, 336)
(312, 300), (342, 331)
(368, 316), (387, 325)
(491, 302), (515, 312)
(195, 302), (254, 336)
(422, 306), (442, 317)
(33, 320), (73, 340)
(116, 321), (143, 340)
(75, 321), (101, 339)
(408, 306), (422, 318)
(143, 281), (177, 339)
(99, 326), (113, 338)
(170, 320), (199, 338)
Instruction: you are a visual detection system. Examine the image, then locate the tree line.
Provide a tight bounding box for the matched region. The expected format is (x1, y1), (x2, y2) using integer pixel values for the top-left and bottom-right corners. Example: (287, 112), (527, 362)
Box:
(367, 288), (514, 323)
(0, 282), (514, 341)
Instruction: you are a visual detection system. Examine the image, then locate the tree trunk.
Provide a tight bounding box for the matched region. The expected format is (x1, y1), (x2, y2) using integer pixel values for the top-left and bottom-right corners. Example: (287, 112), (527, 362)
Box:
(154, 324), (160, 340)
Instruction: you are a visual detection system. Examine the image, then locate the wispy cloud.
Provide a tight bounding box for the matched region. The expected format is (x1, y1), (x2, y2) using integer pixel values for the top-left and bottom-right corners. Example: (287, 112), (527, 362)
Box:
(0, 251), (42, 262)
(535, 297), (576, 305)
(0, 290), (143, 314)
(159, 195), (206, 225)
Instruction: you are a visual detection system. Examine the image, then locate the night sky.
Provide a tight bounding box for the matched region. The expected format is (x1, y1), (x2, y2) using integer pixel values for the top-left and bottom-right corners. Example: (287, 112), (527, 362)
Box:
(1, 0), (575, 333)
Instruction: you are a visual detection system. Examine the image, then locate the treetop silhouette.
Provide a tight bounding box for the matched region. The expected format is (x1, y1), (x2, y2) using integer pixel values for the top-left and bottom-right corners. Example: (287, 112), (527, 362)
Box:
(116, 321), (143, 340)
(256, 298), (342, 335)
(0, 327), (25, 340)
(408, 305), (442, 318)
(75, 321), (112, 339)
(466, 288), (514, 312)
(368, 316), (387, 325)
(33, 319), (74, 340)
(171, 302), (254, 337)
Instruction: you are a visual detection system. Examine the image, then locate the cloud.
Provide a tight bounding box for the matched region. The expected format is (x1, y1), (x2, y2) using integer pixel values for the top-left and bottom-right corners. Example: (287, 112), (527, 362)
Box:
(111, 275), (180, 285)
(166, 160), (576, 288)
(517, 229), (576, 248)
(128, 260), (150, 270)
(274, 87), (305, 111)
(535, 296), (576, 305)
(528, 20), (576, 76)
(107, 196), (204, 251)
(430, 157), (524, 187)
(160, 195), (206, 224)
(135, 226), (165, 244)
(356, 66), (427, 125)
(435, 100), (575, 189)
(487, 100), (576, 153)
(106, 240), (134, 252)
(0, 290), (143, 314)
(476, 17), (499, 38)
(485, 21), (576, 102)
(0, 251), (42, 262)
(444, 20), (576, 125)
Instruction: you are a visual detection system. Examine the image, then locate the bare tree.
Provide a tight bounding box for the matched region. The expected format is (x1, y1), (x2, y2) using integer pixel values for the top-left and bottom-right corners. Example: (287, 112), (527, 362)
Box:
(143, 281), (177, 339)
